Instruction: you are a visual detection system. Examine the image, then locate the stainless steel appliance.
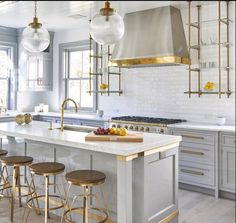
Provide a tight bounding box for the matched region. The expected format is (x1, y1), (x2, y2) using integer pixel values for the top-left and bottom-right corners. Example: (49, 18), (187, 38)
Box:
(110, 116), (186, 134)
(111, 6), (190, 67)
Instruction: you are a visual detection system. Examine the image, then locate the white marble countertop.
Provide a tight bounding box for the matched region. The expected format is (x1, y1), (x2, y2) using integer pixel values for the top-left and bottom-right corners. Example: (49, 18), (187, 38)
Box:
(168, 122), (235, 133)
(0, 111), (110, 122)
(0, 121), (181, 156)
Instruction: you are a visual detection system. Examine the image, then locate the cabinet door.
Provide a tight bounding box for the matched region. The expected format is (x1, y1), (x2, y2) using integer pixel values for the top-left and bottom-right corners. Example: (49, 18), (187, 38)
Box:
(221, 146), (235, 191)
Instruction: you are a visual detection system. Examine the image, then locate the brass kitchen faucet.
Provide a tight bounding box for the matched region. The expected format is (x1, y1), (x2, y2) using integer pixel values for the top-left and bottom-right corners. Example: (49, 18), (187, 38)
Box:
(60, 98), (79, 131)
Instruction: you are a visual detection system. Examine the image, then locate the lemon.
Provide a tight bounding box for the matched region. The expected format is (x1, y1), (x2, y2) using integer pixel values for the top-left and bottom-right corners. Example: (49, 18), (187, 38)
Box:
(204, 82), (215, 91)
(109, 128), (115, 135)
(100, 83), (108, 90)
(120, 128), (127, 136)
(115, 129), (121, 135)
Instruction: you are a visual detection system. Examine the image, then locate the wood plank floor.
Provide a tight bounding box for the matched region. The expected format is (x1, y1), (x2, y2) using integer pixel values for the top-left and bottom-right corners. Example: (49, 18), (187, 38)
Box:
(0, 189), (235, 222)
(179, 190), (235, 223)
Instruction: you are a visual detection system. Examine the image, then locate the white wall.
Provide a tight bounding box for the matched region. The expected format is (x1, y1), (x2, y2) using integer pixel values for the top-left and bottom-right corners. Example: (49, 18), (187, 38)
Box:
(21, 2), (235, 124)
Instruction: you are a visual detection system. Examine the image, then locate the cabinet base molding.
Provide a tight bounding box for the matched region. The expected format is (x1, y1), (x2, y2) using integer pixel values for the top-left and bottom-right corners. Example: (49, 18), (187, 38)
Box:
(179, 183), (215, 196)
(219, 190), (236, 200)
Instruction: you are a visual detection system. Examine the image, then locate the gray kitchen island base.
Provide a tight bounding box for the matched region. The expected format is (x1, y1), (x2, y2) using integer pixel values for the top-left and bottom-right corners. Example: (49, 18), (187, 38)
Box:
(0, 121), (181, 223)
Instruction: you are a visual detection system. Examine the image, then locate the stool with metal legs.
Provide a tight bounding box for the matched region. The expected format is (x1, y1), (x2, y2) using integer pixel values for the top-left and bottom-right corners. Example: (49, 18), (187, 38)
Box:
(0, 155), (36, 222)
(61, 170), (108, 223)
(0, 149), (8, 186)
(23, 162), (65, 223)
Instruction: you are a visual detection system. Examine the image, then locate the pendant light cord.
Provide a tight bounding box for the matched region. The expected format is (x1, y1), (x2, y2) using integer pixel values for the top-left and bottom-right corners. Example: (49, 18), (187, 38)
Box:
(34, 0), (37, 18)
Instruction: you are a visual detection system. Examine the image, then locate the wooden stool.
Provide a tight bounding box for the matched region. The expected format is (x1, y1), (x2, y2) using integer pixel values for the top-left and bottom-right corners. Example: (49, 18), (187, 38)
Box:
(0, 149), (8, 157)
(0, 155), (35, 222)
(61, 170), (108, 223)
(0, 150), (8, 185)
(23, 162), (65, 223)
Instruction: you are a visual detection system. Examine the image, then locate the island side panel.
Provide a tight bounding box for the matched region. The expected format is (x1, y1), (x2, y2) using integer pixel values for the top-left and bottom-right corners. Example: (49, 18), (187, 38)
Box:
(133, 146), (179, 223)
(117, 157), (133, 223)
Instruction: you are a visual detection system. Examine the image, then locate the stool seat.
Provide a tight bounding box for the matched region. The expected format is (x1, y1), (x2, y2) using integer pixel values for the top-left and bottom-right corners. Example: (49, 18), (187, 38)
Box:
(0, 150), (8, 156)
(66, 170), (106, 186)
(29, 162), (65, 175)
(0, 156), (33, 166)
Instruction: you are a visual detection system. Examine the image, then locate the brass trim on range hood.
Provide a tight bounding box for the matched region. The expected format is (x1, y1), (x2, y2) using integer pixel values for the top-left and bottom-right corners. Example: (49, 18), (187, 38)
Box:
(111, 6), (190, 67)
(110, 56), (191, 67)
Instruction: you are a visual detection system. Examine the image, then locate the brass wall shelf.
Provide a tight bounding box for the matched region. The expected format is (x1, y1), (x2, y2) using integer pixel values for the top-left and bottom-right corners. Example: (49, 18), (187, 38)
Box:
(87, 90), (123, 94)
(88, 35), (122, 96)
(187, 17), (233, 27)
(189, 42), (232, 50)
(186, 1), (232, 99)
(187, 67), (231, 72)
(184, 91), (232, 96)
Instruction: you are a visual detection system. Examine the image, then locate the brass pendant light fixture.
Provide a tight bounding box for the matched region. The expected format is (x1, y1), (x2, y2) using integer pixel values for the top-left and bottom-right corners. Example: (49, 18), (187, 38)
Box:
(90, 1), (125, 45)
(22, 0), (50, 53)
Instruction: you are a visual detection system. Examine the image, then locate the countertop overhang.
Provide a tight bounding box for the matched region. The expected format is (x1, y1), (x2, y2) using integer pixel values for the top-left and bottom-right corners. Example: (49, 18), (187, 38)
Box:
(0, 121), (181, 157)
(168, 122), (235, 133)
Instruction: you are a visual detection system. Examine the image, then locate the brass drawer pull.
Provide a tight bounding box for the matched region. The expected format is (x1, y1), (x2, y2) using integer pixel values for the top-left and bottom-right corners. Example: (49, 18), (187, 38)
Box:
(181, 150), (204, 156)
(181, 169), (204, 176)
(181, 134), (204, 140)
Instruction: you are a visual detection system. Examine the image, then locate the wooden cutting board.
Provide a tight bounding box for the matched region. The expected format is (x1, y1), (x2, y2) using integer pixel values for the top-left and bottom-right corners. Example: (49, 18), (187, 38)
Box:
(85, 132), (143, 142)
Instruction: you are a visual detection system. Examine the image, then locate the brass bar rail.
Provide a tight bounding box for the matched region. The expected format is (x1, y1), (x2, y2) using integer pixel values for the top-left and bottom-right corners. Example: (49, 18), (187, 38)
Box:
(181, 134), (204, 140)
(181, 169), (204, 176)
(181, 150), (204, 156)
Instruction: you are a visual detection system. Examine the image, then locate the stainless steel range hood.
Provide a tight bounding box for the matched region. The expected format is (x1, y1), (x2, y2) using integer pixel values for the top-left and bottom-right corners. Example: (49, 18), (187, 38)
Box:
(110, 6), (190, 68)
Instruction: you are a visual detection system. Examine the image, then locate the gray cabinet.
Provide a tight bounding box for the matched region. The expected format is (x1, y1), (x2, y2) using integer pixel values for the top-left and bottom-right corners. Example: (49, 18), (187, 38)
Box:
(220, 133), (235, 193)
(17, 29), (54, 91)
(168, 127), (219, 197)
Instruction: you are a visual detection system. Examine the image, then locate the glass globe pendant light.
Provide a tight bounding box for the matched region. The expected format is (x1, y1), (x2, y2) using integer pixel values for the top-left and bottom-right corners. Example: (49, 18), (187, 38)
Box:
(22, 0), (50, 53)
(90, 1), (124, 45)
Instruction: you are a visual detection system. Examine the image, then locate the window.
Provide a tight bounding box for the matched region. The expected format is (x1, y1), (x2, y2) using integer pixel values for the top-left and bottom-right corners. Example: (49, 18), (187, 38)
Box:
(60, 41), (96, 111)
(0, 48), (10, 108)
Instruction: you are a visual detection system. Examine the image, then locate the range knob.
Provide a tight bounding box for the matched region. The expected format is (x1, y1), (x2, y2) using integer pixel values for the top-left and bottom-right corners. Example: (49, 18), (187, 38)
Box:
(135, 126), (139, 131)
(117, 124), (121, 128)
(146, 127), (150, 132)
(140, 126), (144, 131)
(129, 126), (134, 130)
(112, 124), (116, 128)
(159, 128), (165, 134)
(124, 125), (128, 129)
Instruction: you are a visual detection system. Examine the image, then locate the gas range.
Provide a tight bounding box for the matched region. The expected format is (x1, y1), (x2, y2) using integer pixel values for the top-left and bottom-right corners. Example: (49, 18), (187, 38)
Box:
(110, 116), (186, 134)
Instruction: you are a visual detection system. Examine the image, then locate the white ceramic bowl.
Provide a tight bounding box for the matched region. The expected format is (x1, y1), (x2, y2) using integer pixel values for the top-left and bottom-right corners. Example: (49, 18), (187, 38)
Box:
(216, 117), (226, 126)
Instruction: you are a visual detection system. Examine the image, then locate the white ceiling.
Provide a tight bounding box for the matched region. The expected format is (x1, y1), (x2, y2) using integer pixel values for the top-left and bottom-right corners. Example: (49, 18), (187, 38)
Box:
(0, 1), (182, 31)
(0, 1), (214, 31)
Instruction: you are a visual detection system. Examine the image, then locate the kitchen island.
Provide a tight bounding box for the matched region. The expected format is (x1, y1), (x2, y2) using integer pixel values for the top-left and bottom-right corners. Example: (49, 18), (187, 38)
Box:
(0, 121), (181, 223)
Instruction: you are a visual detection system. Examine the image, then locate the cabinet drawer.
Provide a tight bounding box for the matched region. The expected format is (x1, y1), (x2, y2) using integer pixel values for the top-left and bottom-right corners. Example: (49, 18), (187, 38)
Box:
(171, 129), (215, 145)
(179, 161), (215, 187)
(221, 134), (236, 147)
(179, 144), (215, 165)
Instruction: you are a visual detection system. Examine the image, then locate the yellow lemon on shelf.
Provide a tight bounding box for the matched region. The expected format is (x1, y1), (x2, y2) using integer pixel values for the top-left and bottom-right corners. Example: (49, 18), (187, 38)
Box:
(204, 82), (215, 91)
(100, 83), (109, 90)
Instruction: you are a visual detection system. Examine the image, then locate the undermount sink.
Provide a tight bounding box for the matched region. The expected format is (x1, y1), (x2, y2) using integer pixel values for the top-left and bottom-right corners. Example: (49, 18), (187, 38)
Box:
(56, 125), (96, 133)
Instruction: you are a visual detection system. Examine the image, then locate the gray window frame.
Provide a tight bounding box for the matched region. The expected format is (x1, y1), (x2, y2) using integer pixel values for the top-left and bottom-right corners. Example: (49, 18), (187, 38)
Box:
(59, 40), (97, 112)
(0, 42), (17, 110)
